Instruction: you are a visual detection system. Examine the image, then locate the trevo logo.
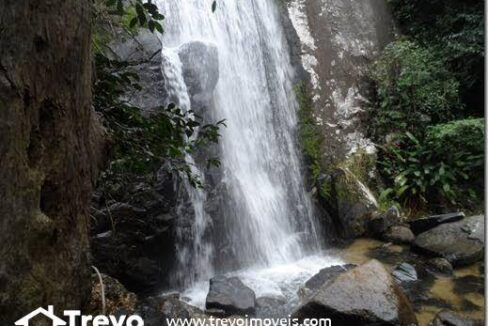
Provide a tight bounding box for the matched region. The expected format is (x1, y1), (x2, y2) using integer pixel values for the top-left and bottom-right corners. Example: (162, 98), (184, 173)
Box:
(14, 305), (144, 326)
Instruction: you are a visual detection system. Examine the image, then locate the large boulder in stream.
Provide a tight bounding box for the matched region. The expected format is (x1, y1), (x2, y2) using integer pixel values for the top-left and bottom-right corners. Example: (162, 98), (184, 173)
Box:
(206, 276), (256, 316)
(178, 41), (219, 109)
(293, 260), (417, 326)
(412, 215), (484, 266)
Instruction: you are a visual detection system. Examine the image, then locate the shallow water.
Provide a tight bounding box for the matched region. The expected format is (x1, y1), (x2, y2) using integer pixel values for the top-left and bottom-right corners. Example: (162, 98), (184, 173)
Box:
(177, 238), (484, 325)
(340, 238), (485, 325)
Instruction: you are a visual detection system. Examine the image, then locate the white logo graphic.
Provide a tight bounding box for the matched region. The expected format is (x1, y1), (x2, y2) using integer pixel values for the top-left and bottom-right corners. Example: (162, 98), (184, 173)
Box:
(14, 306), (144, 326)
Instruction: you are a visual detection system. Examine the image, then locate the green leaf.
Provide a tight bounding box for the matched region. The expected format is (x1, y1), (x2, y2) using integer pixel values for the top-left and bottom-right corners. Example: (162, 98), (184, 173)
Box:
(129, 17), (138, 28)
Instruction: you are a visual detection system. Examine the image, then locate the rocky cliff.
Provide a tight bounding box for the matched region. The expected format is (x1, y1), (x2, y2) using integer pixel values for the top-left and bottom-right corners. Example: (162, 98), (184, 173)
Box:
(286, 0), (394, 166)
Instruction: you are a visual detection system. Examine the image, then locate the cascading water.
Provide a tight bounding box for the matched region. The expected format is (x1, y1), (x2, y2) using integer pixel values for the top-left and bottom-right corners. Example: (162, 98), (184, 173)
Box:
(157, 0), (340, 302)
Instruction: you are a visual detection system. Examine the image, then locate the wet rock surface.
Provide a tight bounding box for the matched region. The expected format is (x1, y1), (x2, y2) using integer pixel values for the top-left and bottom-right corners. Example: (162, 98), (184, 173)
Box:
(412, 215), (485, 266)
(206, 276), (256, 316)
(108, 28), (167, 111)
(383, 226), (415, 244)
(432, 310), (484, 326)
(409, 212), (465, 235)
(293, 260), (417, 326)
(392, 263), (418, 283)
(304, 264), (357, 291)
(256, 297), (287, 318)
(426, 258), (454, 275)
(177, 41), (219, 109)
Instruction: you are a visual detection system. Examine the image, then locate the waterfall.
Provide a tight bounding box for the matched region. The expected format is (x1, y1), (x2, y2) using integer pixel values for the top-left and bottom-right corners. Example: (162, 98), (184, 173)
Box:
(157, 0), (322, 287)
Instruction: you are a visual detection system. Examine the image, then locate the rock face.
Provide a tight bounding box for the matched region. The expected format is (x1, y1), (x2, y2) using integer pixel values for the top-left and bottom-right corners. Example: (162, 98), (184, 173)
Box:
(412, 215), (485, 266)
(0, 0), (106, 323)
(383, 226), (415, 245)
(177, 41), (219, 109)
(285, 0), (394, 166)
(432, 310), (484, 326)
(108, 28), (166, 112)
(409, 212), (465, 235)
(91, 171), (179, 294)
(206, 276), (256, 316)
(293, 260), (417, 326)
(324, 168), (378, 238)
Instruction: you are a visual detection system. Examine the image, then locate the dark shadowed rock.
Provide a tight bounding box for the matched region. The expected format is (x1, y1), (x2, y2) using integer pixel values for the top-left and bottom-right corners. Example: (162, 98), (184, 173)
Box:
(392, 263), (417, 283)
(206, 276), (256, 316)
(409, 212), (465, 235)
(293, 260), (417, 326)
(383, 226), (415, 244)
(426, 258), (453, 275)
(412, 215), (484, 266)
(432, 310), (483, 326)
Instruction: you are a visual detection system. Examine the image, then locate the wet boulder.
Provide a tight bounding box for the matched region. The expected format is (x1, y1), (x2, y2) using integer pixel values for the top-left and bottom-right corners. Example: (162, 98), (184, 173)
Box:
(304, 264), (357, 292)
(432, 310), (483, 326)
(392, 263), (417, 283)
(206, 276), (256, 316)
(255, 297), (286, 318)
(409, 212), (465, 235)
(412, 215), (484, 266)
(383, 226), (415, 245)
(178, 41), (219, 109)
(293, 260), (417, 326)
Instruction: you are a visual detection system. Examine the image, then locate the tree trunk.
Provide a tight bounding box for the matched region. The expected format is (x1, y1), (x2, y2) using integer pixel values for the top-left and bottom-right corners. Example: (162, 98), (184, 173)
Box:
(0, 1), (105, 323)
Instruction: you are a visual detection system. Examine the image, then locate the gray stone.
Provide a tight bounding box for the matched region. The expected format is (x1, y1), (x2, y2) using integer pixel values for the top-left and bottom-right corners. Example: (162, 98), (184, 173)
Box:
(432, 310), (483, 326)
(409, 212), (465, 235)
(178, 41), (219, 109)
(304, 264), (356, 291)
(412, 215), (485, 266)
(206, 276), (256, 316)
(255, 297), (286, 318)
(392, 263), (417, 283)
(368, 206), (402, 236)
(383, 226), (415, 244)
(293, 260), (417, 326)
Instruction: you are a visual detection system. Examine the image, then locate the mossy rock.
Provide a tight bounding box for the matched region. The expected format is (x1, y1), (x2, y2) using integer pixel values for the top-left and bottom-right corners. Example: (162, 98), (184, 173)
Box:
(320, 167), (379, 238)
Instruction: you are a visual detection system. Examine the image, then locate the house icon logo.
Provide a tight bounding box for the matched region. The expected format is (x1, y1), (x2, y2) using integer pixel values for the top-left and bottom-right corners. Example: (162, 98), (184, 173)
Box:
(14, 305), (66, 326)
